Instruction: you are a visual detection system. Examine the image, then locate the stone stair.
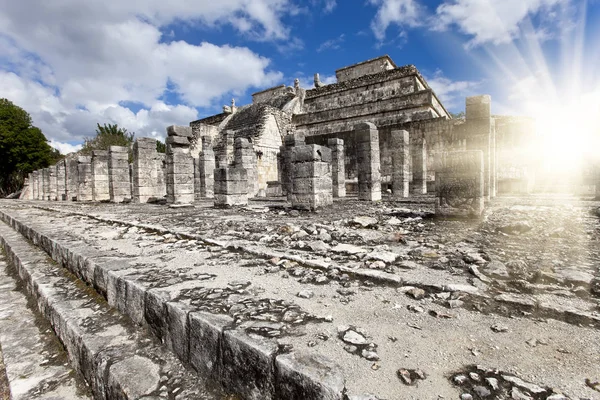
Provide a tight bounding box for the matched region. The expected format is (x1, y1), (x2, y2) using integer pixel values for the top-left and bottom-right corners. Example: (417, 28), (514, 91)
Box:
(0, 208), (347, 400)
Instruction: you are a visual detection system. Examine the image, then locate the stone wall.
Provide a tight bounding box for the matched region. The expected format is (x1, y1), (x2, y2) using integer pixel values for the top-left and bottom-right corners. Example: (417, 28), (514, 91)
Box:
(77, 156), (93, 201)
(67, 158), (78, 201)
(335, 55), (396, 82)
(132, 138), (162, 203)
(56, 160), (67, 201)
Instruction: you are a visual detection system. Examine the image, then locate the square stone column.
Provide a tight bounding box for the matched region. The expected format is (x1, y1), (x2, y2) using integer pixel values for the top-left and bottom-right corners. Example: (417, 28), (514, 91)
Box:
(290, 144), (333, 210)
(20, 176), (31, 200)
(42, 168), (50, 200)
(412, 139), (427, 194)
(156, 153), (166, 198)
(214, 167), (248, 207)
(328, 138), (346, 198)
(198, 136), (215, 198)
(391, 129), (410, 198)
(32, 171), (39, 200)
(234, 138), (258, 197)
(282, 133), (305, 199)
(108, 146), (131, 202)
(48, 165), (58, 201)
(166, 126), (194, 204)
(355, 122), (381, 201)
(132, 138), (161, 203)
(77, 156), (93, 201)
(436, 150), (484, 218)
(67, 159), (79, 201)
(92, 150), (110, 201)
(466, 95), (492, 200)
(56, 160), (67, 200)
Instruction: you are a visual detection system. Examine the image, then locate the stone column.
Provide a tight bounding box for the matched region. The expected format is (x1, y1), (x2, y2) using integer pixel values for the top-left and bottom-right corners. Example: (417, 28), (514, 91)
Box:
(156, 153), (167, 199)
(132, 138), (160, 203)
(234, 138), (258, 197)
(466, 95), (492, 200)
(32, 171), (39, 200)
(391, 129), (410, 199)
(198, 136), (215, 198)
(282, 133), (305, 199)
(42, 168), (50, 200)
(92, 150), (110, 201)
(56, 160), (67, 201)
(435, 150), (484, 218)
(491, 120), (497, 197)
(290, 144), (333, 210)
(166, 126), (194, 204)
(214, 167), (248, 207)
(328, 138), (346, 198)
(77, 156), (93, 201)
(19, 176), (31, 200)
(48, 166), (58, 201)
(67, 159), (79, 201)
(412, 138), (427, 194)
(355, 122), (381, 201)
(108, 146), (131, 202)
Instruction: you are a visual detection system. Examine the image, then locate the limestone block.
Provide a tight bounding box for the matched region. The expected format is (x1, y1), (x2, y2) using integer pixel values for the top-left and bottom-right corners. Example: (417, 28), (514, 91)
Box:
(67, 159), (79, 201)
(275, 352), (345, 400)
(354, 122), (381, 201)
(77, 156), (93, 202)
(220, 328), (278, 400)
(284, 133), (305, 147)
(48, 165), (58, 201)
(108, 146), (131, 202)
(32, 171), (39, 200)
(56, 161), (67, 201)
(92, 150), (110, 201)
(328, 138), (346, 198)
(390, 129), (409, 199)
(167, 125), (193, 137)
(189, 311), (233, 380)
(291, 145), (332, 163)
(166, 136), (191, 146)
(435, 150), (484, 218)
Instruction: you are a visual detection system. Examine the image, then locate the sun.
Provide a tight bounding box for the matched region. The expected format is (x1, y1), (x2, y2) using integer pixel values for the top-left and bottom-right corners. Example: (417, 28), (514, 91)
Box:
(532, 91), (600, 174)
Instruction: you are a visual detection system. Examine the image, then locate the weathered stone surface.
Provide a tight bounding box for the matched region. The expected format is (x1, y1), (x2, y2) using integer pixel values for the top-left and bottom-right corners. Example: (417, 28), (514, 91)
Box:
(167, 125), (193, 137)
(91, 150), (110, 201)
(290, 144), (333, 210)
(328, 138), (346, 198)
(390, 129), (409, 199)
(436, 151), (484, 218)
(108, 146), (131, 202)
(466, 95), (493, 200)
(56, 160), (67, 201)
(189, 311), (233, 379)
(132, 138), (163, 203)
(77, 156), (93, 202)
(355, 122), (381, 201)
(275, 352), (345, 400)
(412, 138), (427, 194)
(214, 167), (248, 207)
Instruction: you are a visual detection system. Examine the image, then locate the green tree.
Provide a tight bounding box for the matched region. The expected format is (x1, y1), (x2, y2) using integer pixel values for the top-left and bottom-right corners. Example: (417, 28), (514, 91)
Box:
(156, 140), (166, 153)
(450, 111), (466, 119)
(80, 123), (135, 154)
(0, 98), (61, 196)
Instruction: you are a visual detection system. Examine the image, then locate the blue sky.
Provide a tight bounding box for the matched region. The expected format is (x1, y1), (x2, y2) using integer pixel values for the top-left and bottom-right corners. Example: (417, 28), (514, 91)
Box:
(1, 0), (599, 154)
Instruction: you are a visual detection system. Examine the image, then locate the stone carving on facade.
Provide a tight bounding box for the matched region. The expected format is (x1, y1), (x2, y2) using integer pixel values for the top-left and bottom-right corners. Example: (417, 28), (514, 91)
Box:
(314, 73), (325, 88)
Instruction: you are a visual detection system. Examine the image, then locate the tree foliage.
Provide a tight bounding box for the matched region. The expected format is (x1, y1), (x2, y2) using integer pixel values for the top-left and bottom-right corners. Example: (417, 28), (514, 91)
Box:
(450, 111), (466, 119)
(156, 140), (166, 153)
(0, 98), (62, 196)
(81, 123), (135, 154)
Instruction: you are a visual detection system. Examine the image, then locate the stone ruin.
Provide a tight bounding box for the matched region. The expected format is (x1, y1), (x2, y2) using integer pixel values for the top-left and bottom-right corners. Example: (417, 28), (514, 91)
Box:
(24, 55), (537, 218)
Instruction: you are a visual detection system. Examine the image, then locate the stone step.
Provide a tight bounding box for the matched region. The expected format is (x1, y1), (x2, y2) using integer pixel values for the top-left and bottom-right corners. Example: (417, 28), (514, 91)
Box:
(0, 257), (92, 400)
(0, 208), (347, 400)
(0, 220), (223, 400)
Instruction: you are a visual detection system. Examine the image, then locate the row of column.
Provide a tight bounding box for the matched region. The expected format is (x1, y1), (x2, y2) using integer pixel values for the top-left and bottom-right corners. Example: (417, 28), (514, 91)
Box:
(27, 141), (167, 203)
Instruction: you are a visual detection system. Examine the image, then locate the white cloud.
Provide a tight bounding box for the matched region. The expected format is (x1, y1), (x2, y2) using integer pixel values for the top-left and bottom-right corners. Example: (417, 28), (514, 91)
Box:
(0, 0), (294, 151)
(324, 0), (337, 13)
(50, 141), (82, 155)
(317, 34), (345, 52)
(368, 0), (423, 41)
(433, 0), (569, 48)
(426, 70), (481, 110)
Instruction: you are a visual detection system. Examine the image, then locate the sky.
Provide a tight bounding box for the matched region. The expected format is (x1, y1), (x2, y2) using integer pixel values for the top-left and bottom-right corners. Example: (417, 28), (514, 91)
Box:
(1, 0), (599, 155)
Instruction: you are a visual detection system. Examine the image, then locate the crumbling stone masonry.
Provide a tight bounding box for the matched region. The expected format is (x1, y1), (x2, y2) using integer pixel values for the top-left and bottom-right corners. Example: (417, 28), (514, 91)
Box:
(42, 168), (49, 201)
(132, 138), (162, 203)
(290, 143), (333, 210)
(435, 150), (484, 218)
(91, 151), (110, 202)
(214, 167), (248, 207)
(466, 95), (494, 200)
(197, 137), (215, 198)
(108, 146), (131, 203)
(281, 133), (305, 197)
(234, 137), (258, 197)
(56, 160), (67, 201)
(49, 166), (58, 201)
(355, 123), (382, 201)
(328, 138), (346, 198)
(391, 130), (410, 198)
(67, 159), (79, 201)
(77, 156), (93, 202)
(32, 170), (39, 200)
(166, 126), (195, 204)
(412, 138), (427, 194)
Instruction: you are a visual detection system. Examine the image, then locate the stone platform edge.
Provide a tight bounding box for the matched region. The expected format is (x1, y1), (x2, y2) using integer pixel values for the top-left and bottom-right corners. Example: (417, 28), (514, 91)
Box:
(0, 208), (349, 400)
